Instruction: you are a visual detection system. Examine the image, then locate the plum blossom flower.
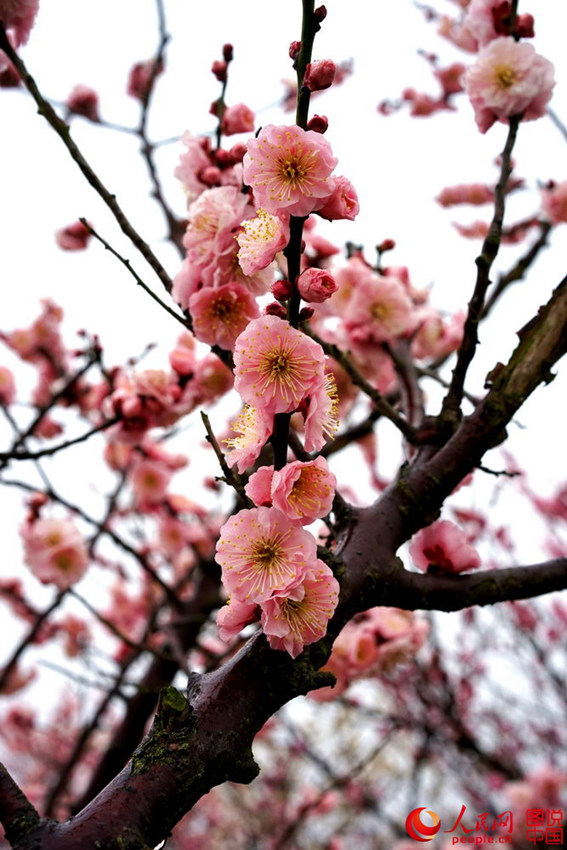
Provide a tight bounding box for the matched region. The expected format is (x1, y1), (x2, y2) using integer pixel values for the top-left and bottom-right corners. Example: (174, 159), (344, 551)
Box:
(297, 268), (338, 304)
(541, 181), (567, 224)
(221, 102), (255, 136)
(0, 0), (39, 46)
(345, 274), (417, 344)
(261, 561), (339, 658)
(129, 459), (172, 507)
(127, 57), (164, 102)
(224, 405), (273, 473)
(237, 209), (290, 276)
(464, 37), (555, 133)
(316, 176), (360, 222)
(243, 124), (338, 217)
(245, 465), (275, 507)
(22, 518), (89, 589)
(183, 185), (250, 267)
(303, 59), (336, 92)
(410, 519), (482, 573)
(233, 315), (326, 414)
(189, 282), (260, 351)
(215, 506), (318, 603)
(271, 457), (336, 526)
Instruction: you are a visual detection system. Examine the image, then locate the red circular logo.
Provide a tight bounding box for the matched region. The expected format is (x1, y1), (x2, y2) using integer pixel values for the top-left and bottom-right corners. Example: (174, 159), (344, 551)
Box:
(405, 807), (441, 842)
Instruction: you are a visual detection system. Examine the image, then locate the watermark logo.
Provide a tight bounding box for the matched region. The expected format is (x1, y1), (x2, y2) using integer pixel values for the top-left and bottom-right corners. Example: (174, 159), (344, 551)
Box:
(406, 807), (441, 842)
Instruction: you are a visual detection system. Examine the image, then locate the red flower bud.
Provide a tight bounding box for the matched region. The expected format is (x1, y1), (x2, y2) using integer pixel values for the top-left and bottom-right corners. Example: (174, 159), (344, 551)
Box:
(211, 60), (227, 82)
(307, 114), (328, 134)
(303, 59), (336, 92)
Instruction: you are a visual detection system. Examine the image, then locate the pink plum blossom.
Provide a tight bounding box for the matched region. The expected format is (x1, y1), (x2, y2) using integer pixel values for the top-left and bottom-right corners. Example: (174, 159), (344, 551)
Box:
(22, 518), (89, 590)
(215, 506), (318, 603)
(237, 208), (290, 276)
(221, 102), (255, 136)
(316, 176), (360, 222)
(436, 183), (494, 207)
(169, 331), (196, 376)
(271, 456), (336, 526)
(189, 282), (260, 351)
(233, 315), (326, 414)
(217, 597), (259, 641)
(464, 37), (555, 133)
(297, 268), (338, 303)
(541, 181), (567, 224)
(175, 132), (216, 204)
(224, 405), (273, 473)
(345, 274), (417, 344)
(260, 561), (339, 658)
(243, 124), (338, 217)
(129, 459), (172, 507)
(183, 185), (250, 268)
(0, 0), (38, 46)
(410, 519), (482, 573)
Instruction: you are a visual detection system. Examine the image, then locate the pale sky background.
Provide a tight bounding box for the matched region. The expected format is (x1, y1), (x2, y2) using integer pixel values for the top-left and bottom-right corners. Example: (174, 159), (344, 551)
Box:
(0, 0), (566, 691)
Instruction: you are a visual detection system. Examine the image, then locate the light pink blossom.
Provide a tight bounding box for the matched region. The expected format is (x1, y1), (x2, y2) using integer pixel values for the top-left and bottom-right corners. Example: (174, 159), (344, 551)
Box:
(221, 102), (255, 136)
(129, 459), (172, 507)
(215, 506), (317, 603)
(189, 282), (260, 351)
(183, 185), (250, 267)
(410, 519), (482, 573)
(464, 37), (555, 133)
(237, 209), (290, 276)
(233, 315), (326, 414)
(175, 132), (216, 204)
(22, 518), (89, 589)
(260, 561), (339, 658)
(271, 456), (336, 526)
(345, 274), (417, 344)
(436, 183), (494, 207)
(243, 124), (338, 217)
(224, 405), (273, 473)
(541, 181), (567, 224)
(317, 176), (360, 222)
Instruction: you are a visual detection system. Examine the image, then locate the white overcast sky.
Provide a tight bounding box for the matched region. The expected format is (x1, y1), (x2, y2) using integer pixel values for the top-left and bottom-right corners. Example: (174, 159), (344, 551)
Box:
(1, 0), (566, 518)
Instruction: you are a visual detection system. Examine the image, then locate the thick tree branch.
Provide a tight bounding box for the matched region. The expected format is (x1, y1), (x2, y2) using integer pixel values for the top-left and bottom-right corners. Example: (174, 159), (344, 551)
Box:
(0, 763), (41, 846)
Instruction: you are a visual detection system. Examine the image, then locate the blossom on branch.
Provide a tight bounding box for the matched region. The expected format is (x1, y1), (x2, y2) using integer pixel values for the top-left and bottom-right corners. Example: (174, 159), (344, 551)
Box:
(0, 0), (38, 47)
(233, 315), (326, 414)
(261, 562), (340, 658)
(22, 517), (89, 590)
(243, 124), (338, 217)
(409, 519), (481, 573)
(464, 36), (555, 133)
(216, 506), (318, 603)
(237, 208), (290, 276)
(189, 282), (260, 351)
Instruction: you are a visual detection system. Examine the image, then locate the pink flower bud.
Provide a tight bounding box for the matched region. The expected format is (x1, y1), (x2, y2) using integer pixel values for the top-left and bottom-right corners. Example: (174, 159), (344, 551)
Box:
(271, 279), (294, 301)
(55, 220), (92, 251)
(307, 114), (328, 134)
(289, 41), (301, 61)
(222, 43), (234, 62)
(378, 238), (396, 253)
(199, 165), (222, 186)
(314, 5), (327, 22)
(264, 302), (288, 319)
(297, 268), (338, 303)
(211, 60), (227, 82)
(228, 142), (247, 163)
(515, 13), (535, 38)
(127, 58), (164, 102)
(303, 59), (336, 92)
(65, 84), (100, 122)
(298, 306), (315, 321)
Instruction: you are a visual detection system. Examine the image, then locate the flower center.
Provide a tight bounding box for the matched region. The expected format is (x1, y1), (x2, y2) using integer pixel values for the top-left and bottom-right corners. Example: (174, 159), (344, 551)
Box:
(211, 298), (233, 321)
(496, 66), (516, 88)
(252, 539), (282, 567)
(281, 158), (305, 186)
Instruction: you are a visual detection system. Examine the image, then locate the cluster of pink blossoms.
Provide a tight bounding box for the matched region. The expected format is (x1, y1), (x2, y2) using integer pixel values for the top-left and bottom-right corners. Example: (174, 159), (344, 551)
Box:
(171, 110), (360, 657)
(21, 516), (89, 590)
